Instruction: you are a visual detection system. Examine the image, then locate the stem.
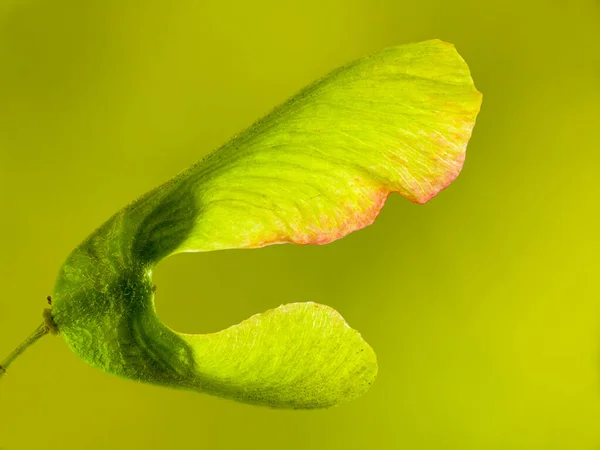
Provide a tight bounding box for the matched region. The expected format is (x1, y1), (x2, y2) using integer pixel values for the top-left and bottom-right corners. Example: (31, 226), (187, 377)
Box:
(0, 323), (49, 380)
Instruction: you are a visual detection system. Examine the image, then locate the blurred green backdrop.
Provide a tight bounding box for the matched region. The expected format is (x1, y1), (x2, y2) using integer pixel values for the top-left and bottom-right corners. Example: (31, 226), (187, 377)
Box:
(0, 1), (598, 449)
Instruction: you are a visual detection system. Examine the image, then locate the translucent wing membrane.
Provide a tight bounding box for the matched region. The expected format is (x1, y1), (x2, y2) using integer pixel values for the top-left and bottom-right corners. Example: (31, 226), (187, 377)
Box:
(188, 303), (377, 408)
(167, 39), (481, 253)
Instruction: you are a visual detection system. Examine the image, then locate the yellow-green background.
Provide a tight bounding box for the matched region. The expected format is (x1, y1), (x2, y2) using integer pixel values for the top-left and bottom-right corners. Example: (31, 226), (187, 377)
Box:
(0, 1), (598, 449)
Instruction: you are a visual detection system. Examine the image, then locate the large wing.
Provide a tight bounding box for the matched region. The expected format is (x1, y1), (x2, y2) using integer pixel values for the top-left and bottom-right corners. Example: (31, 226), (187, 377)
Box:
(131, 39), (482, 261)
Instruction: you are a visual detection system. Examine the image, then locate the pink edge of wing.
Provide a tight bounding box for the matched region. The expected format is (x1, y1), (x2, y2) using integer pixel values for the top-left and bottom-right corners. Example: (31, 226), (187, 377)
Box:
(247, 187), (389, 248)
(247, 120), (477, 248)
(411, 129), (468, 205)
(244, 119), (477, 249)
(246, 47), (482, 249)
(411, 94), (481, 205)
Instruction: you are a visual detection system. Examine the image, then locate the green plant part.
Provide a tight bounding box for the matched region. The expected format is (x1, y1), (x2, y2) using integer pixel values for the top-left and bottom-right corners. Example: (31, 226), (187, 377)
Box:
(1, 39), (482, 408)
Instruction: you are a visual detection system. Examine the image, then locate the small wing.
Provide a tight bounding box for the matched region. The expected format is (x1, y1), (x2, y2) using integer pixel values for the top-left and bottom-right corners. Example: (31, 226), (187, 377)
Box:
(187, 302), (377, 408)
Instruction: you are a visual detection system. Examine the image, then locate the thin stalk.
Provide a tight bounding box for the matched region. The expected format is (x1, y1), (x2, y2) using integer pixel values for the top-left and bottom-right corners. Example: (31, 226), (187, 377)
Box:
(0, 323), (49, 380)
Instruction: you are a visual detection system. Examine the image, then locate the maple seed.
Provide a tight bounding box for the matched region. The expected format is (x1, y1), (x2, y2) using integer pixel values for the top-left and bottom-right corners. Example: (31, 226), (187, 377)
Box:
(13, 39), (481, 409)
(47, 296), (52, 305)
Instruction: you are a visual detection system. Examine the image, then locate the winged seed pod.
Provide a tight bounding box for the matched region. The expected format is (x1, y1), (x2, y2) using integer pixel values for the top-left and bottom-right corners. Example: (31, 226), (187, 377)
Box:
(0, 39), (481, 409)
